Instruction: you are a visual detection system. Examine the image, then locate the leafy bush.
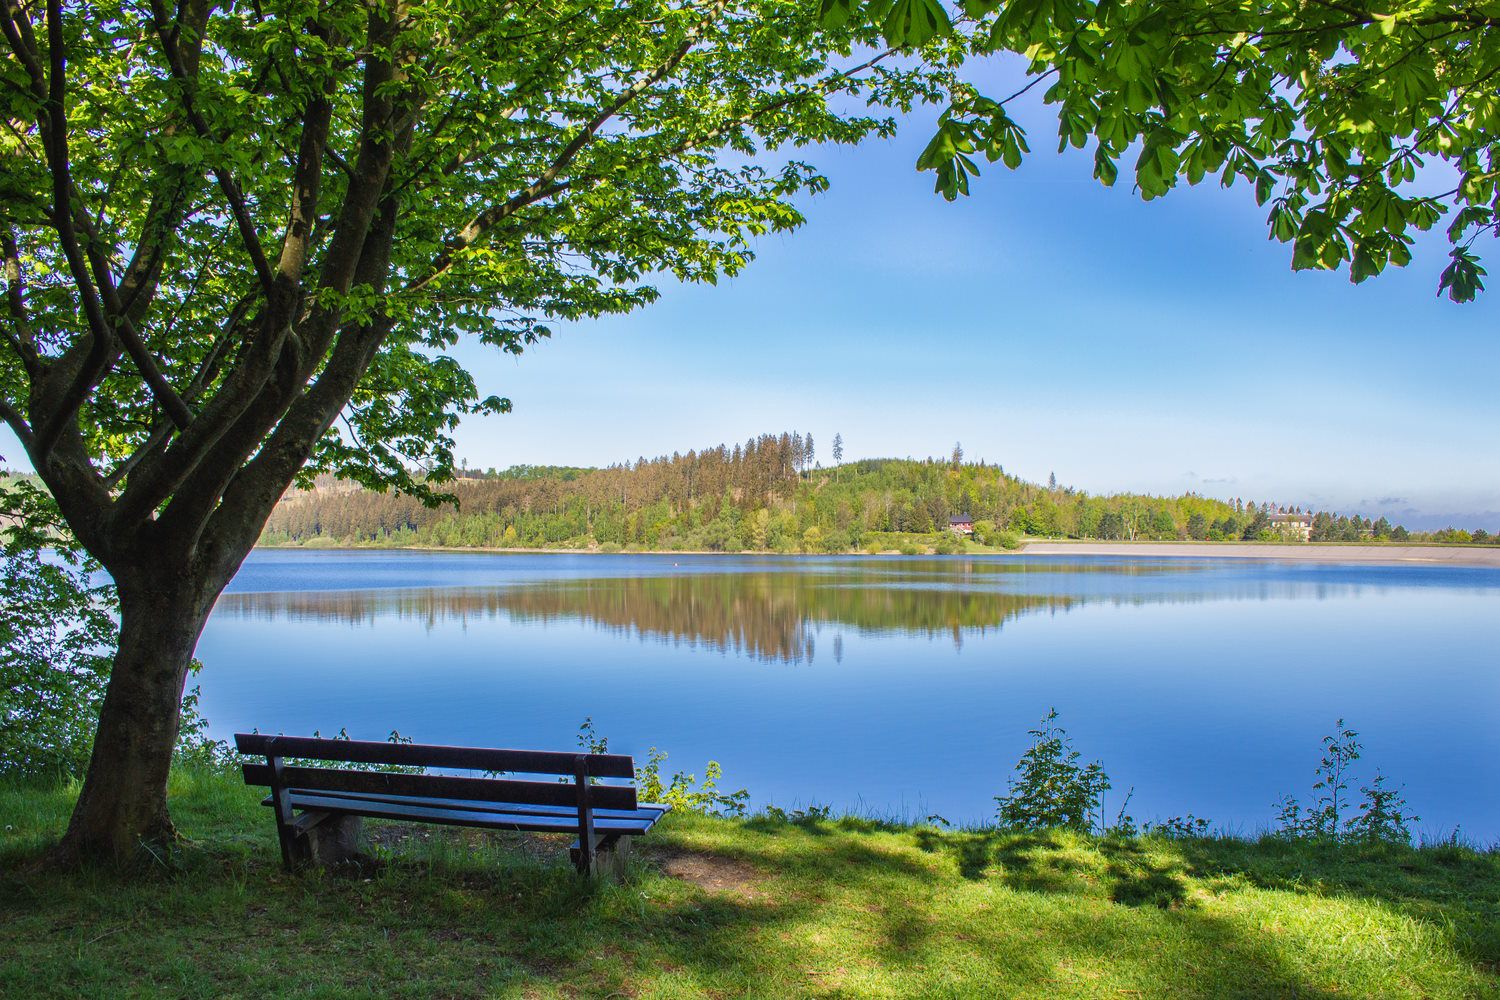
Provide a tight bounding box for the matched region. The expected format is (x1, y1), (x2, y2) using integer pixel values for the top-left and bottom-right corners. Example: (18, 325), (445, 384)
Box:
(637, 749), (749, 817)
(1148, 815), (1213, 839)
(173, 680), (236, 771)
(1275, 720), (1418, 843)
(933, 533), (966, 555)
(576, 718), (748, 817)
(761, 802), (833, 825)
(820, 529), (852, 553)
(995, 709), (1111, 833)
(0, 478), (116, 778)
(1345, 773), (1418, 844)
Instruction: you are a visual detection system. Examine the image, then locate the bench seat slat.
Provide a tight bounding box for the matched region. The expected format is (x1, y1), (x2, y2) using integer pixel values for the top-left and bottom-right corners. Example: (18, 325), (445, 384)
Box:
(243, 763), (638, 811)
(234, 733), (634, 778)
(272, 792), (657, 835)
(271, 787), (671, 824)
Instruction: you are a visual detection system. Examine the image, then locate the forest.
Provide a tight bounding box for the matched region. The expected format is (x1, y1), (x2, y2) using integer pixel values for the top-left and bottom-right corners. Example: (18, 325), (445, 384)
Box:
(257, 432), (1485, 552)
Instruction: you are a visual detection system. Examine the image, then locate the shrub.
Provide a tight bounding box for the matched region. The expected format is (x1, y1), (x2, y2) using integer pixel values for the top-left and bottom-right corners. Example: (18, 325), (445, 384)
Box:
(576, 718), (748, 817)
(761, 802), (833, 825)
(0, 478), (116, 779)
(821, 530), (852, 553)
(1346, 773), (1417, 844)
(1275, 720), (1418, 843)
(991, 529), (1022, 550)
(995, 709), (1111, 833)
(1149, 815), (1212, 838)
(933, 533), (965, 555)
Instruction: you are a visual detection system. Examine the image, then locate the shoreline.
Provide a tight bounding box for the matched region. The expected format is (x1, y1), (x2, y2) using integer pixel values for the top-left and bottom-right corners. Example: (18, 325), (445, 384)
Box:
(1015, 539), (1500, 567)
(255, 539), (1500, 567)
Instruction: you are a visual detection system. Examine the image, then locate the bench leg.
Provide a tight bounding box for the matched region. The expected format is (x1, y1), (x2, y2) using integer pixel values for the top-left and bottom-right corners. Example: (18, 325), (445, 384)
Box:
(305, 814), (366, 868)
(570, 834), (630, 879)
(279, 811), (366, 870)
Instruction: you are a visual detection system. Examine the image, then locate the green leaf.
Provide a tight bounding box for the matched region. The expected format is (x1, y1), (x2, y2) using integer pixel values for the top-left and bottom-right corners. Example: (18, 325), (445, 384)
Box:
(818, 0), (857, 29)
(1093, 146), (1118, 186)
(881, 0), (953, 47)
(1438, 249), (1487, 303)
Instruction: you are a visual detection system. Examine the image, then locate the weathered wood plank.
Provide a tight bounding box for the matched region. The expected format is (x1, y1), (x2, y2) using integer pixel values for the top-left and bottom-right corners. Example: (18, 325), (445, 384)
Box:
(264, 788), (670, 823)
(234, 733), (635, 778)
(242, 763), (638, 811)
(274, 792), (656, 834)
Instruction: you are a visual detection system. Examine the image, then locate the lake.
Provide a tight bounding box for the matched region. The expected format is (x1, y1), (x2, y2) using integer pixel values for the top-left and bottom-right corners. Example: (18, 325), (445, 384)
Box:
(197, 549), (1500, 840)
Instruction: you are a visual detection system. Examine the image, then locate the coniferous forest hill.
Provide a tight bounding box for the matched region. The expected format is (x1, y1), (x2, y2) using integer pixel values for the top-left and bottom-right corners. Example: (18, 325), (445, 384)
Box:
(258, 432), (1488, 552)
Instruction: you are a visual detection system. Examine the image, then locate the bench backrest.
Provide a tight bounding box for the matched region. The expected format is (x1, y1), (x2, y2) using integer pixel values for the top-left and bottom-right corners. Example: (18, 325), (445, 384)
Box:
(234, 733), (639, 811)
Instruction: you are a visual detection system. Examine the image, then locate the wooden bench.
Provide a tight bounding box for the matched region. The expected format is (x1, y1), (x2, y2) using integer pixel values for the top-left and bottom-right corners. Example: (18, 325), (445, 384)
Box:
(235, 733), (669, 876)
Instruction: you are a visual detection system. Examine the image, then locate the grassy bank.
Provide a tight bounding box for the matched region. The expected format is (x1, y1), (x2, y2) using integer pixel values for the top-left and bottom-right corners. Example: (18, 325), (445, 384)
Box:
(3, 770), (1497, 998)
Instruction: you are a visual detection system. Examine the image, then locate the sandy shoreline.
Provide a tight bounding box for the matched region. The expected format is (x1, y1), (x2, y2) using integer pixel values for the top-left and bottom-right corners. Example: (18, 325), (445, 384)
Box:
(1016, 540), (1500, 567)
(259, 540), (1500, 567)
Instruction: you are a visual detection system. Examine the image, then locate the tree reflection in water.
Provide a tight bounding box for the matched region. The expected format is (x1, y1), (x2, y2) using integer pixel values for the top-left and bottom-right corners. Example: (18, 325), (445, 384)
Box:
(216, 571), (1084, 663)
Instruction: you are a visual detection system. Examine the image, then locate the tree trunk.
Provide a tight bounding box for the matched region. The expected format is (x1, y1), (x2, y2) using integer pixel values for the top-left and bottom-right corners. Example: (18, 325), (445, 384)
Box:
(54, 567), (218, 863)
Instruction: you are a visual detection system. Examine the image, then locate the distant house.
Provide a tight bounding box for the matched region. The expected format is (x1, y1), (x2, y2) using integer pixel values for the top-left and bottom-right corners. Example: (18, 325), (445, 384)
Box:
(1268, 509), (1313, 541)
(948, 514), (974, 536)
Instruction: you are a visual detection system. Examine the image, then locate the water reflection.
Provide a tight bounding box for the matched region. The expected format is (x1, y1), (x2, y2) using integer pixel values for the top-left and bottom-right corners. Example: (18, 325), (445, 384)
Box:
(219, 575), (1078, 662)
(212, 562), (1398, 664)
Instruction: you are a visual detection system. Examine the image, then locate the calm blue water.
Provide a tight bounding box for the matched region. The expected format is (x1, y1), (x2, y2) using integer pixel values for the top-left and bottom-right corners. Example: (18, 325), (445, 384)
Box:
(196, 549), (1500, 840)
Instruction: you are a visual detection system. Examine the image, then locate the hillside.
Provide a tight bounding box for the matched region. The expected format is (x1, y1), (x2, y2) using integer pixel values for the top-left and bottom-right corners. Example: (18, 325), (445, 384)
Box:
(261, 432), (1458, 551)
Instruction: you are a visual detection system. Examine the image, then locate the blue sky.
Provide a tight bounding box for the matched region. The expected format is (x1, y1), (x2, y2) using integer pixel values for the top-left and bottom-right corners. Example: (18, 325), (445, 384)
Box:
(4, 75), (1496, 530)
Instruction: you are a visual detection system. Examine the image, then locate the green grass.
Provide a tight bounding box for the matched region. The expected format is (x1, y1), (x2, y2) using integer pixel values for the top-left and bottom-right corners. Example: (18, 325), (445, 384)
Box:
(2, 770), (1497, 999)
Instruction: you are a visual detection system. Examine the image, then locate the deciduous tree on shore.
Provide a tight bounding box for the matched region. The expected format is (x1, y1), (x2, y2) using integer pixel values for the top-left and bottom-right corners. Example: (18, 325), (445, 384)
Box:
(0, 0), (957, 861)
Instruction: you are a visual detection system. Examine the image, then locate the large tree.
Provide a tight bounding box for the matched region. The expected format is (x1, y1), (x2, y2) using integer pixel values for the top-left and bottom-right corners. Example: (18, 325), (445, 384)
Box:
(0, 0), (958, 860)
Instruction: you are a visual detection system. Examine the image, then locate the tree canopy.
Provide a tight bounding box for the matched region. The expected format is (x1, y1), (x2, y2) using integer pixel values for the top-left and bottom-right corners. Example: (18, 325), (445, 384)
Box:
(833, 0), (1500, 300)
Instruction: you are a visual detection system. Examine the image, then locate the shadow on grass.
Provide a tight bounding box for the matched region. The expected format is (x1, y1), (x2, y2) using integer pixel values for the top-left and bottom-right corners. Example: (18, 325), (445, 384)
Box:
(913, 827), (1189, 908)
(1169, 834), (1500, 973)
(2, 782), (1496, 998)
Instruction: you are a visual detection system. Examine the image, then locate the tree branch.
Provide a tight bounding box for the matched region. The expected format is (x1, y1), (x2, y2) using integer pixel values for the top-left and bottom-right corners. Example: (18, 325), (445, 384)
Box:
(0, 397), (33, 449)
(147, 0), (275, 297)
(0, 230), (40, 379)
(32, 0), (122, 460)
(273, 38), (336, 287)
(407, 0), (730, 294)
(103, 291), (253, 489)
(68, 208), (195, 430)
